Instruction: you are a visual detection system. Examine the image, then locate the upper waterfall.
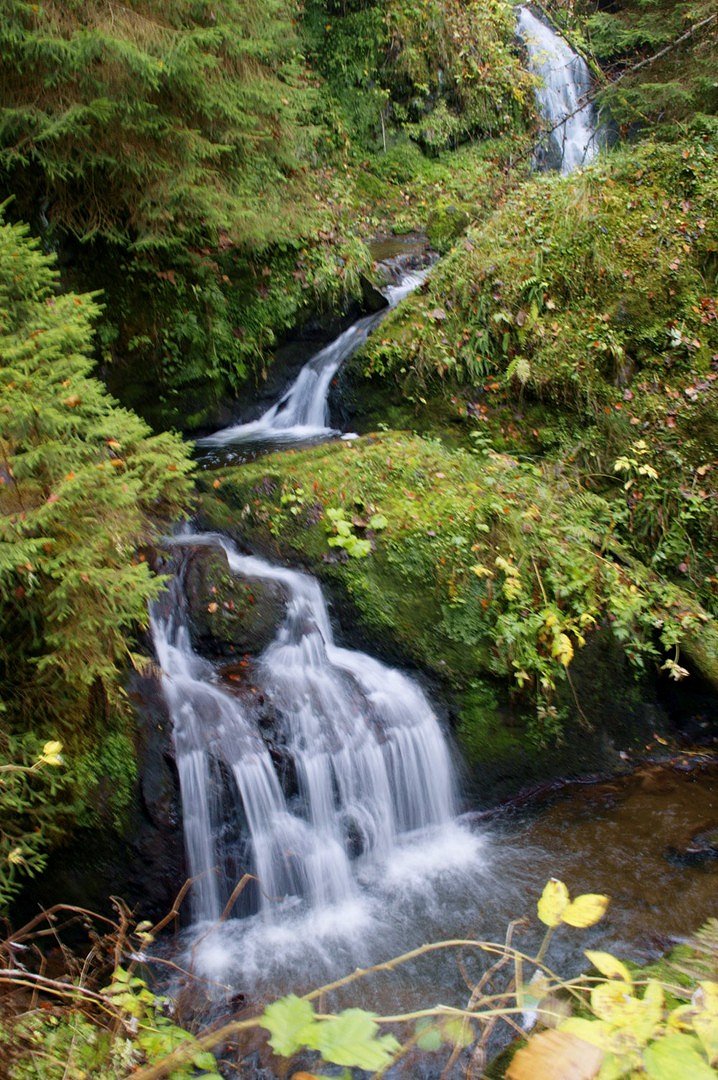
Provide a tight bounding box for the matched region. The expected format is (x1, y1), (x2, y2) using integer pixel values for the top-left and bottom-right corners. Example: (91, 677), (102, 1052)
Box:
(517, 6), (597, 174)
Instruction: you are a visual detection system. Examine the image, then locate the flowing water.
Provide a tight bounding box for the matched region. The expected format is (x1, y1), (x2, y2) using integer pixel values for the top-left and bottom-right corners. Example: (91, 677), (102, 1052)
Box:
(197, 270), (425, 458)
(152, 534), (465, 928)
(145, 21), (718, 1075)
(517, 6), (597, 173)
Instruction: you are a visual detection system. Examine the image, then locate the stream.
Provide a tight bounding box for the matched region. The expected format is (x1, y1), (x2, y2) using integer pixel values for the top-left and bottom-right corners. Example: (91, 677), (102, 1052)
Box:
(148, 10), (716, 1075)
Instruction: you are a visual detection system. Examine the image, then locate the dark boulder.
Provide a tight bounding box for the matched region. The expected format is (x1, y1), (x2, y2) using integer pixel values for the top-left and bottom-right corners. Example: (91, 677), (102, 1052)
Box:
(183, 544), (285, 659)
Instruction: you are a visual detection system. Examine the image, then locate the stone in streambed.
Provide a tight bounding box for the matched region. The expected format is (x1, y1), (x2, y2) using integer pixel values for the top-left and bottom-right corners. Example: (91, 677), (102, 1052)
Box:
(183, 544), (284, 658)
(665, 824), (718, 867)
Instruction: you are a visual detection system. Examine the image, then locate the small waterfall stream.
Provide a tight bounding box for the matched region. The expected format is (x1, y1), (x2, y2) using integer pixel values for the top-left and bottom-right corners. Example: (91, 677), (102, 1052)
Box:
(517, 6), (597, 173)
(152, 535), (458, 926)
(150, 17), (604, 1002)
(199, 269), (426, 452)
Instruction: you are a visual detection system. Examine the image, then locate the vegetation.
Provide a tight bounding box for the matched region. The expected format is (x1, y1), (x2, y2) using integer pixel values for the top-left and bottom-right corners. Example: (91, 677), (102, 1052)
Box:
(0, 0), (535, 430)
(0, 0), (717, 1076)
(199, 428), (717, 749)
(2, 879), (716, 1078)
(0, 215), (193, 899)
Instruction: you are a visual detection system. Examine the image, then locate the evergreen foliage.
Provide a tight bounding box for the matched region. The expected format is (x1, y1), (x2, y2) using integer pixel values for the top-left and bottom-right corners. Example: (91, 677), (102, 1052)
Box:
(0, 215), (193, 863)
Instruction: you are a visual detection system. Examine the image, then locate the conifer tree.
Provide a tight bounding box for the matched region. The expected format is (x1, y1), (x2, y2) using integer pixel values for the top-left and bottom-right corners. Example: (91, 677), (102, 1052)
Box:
(0, 212), (193, 755)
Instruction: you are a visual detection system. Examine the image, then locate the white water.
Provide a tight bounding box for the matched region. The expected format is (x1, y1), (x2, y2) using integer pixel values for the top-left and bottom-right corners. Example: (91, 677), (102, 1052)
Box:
(152, 534), (464, 930)
(198, 271), (425, 449)
(517, 6), (597, 174)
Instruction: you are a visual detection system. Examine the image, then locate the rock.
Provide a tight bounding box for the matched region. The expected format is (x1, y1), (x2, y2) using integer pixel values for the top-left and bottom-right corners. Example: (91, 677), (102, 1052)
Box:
(665, 823), (718, 866)
(183, 544), (285, 659)
(426, 203), (470, 253)
(360, 274), (389, 314)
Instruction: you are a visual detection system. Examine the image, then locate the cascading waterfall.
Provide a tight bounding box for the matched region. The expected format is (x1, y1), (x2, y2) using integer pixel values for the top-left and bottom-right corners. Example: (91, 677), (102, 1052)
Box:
(198, 270), (426, 450)
(152, 535), (457, 925)
(517, 6), (597, 174)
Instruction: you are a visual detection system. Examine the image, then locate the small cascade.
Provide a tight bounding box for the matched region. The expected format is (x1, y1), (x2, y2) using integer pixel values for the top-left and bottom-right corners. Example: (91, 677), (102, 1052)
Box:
(517, 6), (597, 174)
(152, 535), (457, 924)
(198, 270), (425, 452)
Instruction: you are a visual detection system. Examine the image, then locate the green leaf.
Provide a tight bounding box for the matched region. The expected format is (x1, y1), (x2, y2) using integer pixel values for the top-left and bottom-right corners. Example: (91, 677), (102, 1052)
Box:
(368, 513), (388, 530)
(643, 1034), (715, 1080)
(312, 1009), (401, 1071)
(259, 995), (316, 1057)
(415, 1018), (442, 1052)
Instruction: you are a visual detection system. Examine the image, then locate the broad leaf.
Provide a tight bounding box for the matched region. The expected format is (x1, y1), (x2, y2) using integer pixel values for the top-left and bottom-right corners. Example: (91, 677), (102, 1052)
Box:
(643, 1034), (715, 1080)
(585, 951), (632, 984)
(538, 878), (569, 927)
(562, 893), (609, 928)
(260, 995), (316, 1057)
(313, 1009), (400, 1071)
(507, 1028), (604, 1079)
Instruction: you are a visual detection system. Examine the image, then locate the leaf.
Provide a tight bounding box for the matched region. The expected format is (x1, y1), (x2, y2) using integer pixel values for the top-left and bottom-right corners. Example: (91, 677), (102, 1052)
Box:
(551, 632), (574, 668)
(587, 954), (630, 989)
(538, 878), (569, 927)
(442, 1017), (474, 1048)
(693, 1012), (718, 1066)
(643, 1034), (715, 1080)
(259, 995), (316, 1057)
(562, 894), (609, 928)
(312, 1010), (400, 1071)
(590, 981), (633, 1023)
(560, 1017), (611, 1051)
(368, 513), (388, 530)
(415, 1019), (442, 1051)
(506, 1028), (604, 1079)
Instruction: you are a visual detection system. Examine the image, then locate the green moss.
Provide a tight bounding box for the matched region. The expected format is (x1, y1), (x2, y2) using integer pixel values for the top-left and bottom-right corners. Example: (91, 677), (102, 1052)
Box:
(199, 431), (718, 740)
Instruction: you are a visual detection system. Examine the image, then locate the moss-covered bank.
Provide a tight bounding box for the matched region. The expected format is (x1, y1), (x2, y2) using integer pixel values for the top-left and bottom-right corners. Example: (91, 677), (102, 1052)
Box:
(197, 431), (716, 787)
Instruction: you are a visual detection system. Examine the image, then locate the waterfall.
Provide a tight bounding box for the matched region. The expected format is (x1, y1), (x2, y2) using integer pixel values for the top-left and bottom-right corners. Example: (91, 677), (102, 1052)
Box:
(198, 270), (426, 450)
(517, 6), (597, 174)
(152, 535), (457, 924)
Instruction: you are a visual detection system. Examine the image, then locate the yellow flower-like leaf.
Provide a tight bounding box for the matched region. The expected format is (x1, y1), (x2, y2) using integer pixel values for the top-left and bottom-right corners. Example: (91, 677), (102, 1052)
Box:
(538, 878), (569, 927)
(552, 632), (574, 667)
(40, 740), (63, 766)
(562, 893), (609, 928)
(590, 980), (633, 1024)
(585, 951), (632, 984)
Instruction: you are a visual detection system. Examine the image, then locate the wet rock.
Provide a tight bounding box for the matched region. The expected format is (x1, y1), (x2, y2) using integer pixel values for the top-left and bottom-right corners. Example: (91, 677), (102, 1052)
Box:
(184, 545), (285, 659)
(665, 823), (718, 867)
(360, 274), (389, 314)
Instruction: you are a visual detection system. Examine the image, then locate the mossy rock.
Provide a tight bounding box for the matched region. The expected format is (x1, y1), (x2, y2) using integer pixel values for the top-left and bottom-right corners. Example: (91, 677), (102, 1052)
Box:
(183, 544), (284, 659)
(426, 203), (470, 253)
(198, 432), (718, 756)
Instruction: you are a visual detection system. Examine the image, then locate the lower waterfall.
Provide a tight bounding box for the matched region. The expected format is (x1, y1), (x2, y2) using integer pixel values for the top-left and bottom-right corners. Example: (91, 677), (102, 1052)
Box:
(152, 534), (460, 928)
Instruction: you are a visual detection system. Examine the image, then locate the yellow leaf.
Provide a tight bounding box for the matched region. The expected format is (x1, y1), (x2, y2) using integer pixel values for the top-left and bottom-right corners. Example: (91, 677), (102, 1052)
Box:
(471, 564), (493, 578)
(552, 632), (574, 667)
(538, 879), (569, 927)
(562, 893), (609, 928)
(506, 1028), (603, 1080)
(585, 951), (632, 984)
(40, 740), (63, 766)
(590, 980), (632, 1023)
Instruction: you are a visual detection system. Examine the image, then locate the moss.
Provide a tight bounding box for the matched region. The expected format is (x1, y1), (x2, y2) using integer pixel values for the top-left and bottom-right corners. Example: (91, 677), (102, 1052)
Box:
(426, 203), (471, 253)
(199, 431), (717, 746)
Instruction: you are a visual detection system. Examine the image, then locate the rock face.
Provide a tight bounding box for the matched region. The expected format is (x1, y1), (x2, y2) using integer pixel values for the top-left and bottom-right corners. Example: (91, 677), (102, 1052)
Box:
(183, 544), (285, 659)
